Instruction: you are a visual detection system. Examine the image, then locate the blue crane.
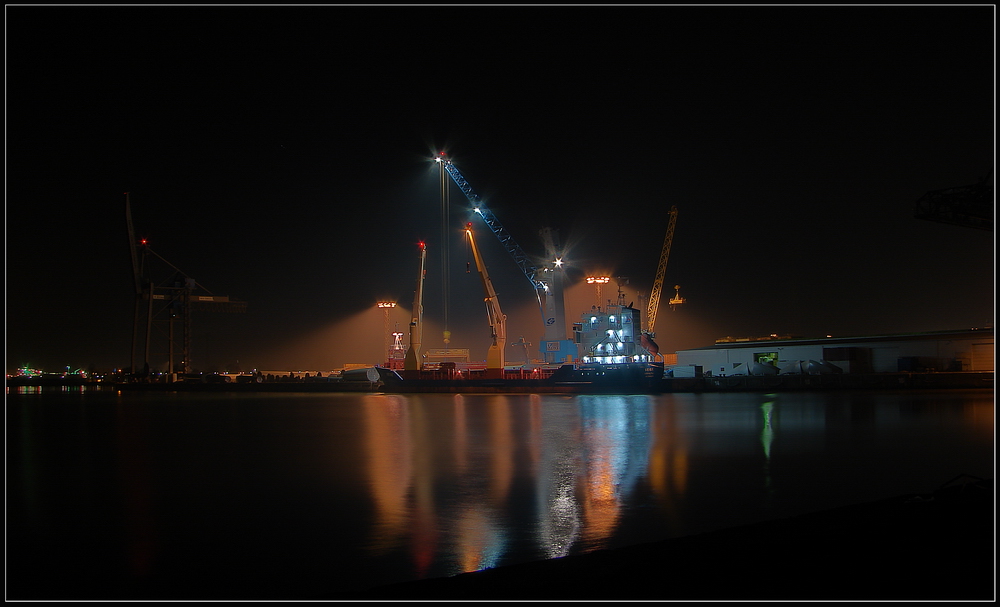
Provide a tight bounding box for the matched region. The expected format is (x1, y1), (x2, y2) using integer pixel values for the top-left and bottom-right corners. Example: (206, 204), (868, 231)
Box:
(436, 153), (545, 293)
(436, 153), (577, 364)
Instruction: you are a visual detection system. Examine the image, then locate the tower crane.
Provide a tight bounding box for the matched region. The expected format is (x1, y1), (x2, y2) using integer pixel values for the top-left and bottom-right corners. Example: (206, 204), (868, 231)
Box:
(645, 205), (680, 339)
(436, 152), (573, 362)
(403, 241), (427, 374)
(466, 222), (506, 377)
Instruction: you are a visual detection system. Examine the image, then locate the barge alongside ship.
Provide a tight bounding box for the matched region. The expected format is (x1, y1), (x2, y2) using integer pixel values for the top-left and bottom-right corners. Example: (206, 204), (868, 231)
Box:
(98, 361), (670, 394)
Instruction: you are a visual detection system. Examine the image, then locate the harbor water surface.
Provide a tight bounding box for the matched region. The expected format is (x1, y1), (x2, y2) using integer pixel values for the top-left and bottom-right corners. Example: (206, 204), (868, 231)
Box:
(7, 387), (994, 599)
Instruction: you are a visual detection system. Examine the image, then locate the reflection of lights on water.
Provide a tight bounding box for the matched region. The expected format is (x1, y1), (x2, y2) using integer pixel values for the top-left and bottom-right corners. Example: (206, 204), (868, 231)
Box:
(761, 398), (776, 496)
(453, 394), (468, 474)
(576, 396), (653, 547)
(535, 405), (582, 560)
(452, 494), (508, 572)
(449, 398), (514, 574)
(362, 395), (413, 556)
(761, 400), (775, 460)
(540, 478), (581, 559)
(364, 395), (657, 575)
(478, 520), (505, 571)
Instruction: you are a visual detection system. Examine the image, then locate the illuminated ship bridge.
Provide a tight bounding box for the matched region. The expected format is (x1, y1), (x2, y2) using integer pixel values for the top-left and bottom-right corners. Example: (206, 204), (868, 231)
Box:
(573, 303), (655, 364)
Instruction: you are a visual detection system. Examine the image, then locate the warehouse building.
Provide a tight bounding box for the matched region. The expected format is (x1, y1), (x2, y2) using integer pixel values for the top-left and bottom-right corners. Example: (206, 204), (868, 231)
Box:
(672, 328), (994, 377)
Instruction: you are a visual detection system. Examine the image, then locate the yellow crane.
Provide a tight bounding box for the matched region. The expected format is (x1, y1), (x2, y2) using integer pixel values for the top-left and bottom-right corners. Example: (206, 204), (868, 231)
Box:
(466, 223), (507, 377)
(646, 205), (681, 338)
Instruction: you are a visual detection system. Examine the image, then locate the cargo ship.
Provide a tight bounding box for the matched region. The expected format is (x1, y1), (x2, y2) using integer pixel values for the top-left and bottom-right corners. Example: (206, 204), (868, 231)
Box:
(378, 360), (665, 394)
(381, 277), (667, 394)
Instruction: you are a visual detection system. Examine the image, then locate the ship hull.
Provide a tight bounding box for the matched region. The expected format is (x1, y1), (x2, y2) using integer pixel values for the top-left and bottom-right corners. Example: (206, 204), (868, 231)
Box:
(381, 363), (667, 394)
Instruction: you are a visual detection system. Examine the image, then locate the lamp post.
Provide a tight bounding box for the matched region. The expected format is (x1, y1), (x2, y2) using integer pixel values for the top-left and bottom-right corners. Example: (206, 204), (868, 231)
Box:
(377, 302), (396, 365)
(587, 276), (610, 309)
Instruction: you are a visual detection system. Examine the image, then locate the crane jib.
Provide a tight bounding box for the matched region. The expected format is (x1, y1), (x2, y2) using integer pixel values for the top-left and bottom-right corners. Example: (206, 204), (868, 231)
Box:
(442, 161), (544, 291)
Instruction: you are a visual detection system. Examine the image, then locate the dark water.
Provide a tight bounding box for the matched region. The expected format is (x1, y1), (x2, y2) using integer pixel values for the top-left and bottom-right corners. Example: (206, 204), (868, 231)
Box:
(6, 387), (994, 599)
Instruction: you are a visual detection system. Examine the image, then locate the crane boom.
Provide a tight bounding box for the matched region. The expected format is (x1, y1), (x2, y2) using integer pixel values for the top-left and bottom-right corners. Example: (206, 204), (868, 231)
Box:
(646, 205), (678, 336)
(437, 153), (544, 292)
(437, 152), (575, 363)
(125, 192), (142, 295)
(466, 222), (506, 374)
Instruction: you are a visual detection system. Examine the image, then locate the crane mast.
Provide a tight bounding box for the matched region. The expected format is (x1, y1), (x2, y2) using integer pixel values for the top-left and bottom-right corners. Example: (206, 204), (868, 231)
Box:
(403, 241), (427, 373)
(466, 222), (506, 376)
(646, 205), (679, 337)
(538, 226), (577, 363)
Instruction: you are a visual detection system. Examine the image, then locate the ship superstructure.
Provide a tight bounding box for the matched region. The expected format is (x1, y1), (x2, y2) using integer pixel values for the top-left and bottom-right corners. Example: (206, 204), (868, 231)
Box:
(573, 291), (658, 366)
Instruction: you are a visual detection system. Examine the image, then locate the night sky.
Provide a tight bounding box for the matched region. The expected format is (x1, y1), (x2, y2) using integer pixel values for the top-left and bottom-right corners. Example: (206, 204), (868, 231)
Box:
(5, 5), (994, 373)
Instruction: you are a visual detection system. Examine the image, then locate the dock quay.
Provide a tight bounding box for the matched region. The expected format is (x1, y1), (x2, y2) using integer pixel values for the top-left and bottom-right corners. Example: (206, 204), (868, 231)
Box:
(91, 370), (994, 394)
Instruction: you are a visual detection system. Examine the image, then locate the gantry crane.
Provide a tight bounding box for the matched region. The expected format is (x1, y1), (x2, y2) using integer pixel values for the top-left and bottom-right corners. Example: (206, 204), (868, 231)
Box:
(466, 222), (506, 376)
(437, 152), (574, 362)
(126, 192), (246, 380)
(645, 205), (680, 338)
(403, 241), (427, 374)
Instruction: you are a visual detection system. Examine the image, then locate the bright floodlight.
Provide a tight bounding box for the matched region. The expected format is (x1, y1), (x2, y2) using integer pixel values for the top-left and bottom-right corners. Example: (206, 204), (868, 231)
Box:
(377, 302), (396, 308)
(554, 258), (563, 268)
